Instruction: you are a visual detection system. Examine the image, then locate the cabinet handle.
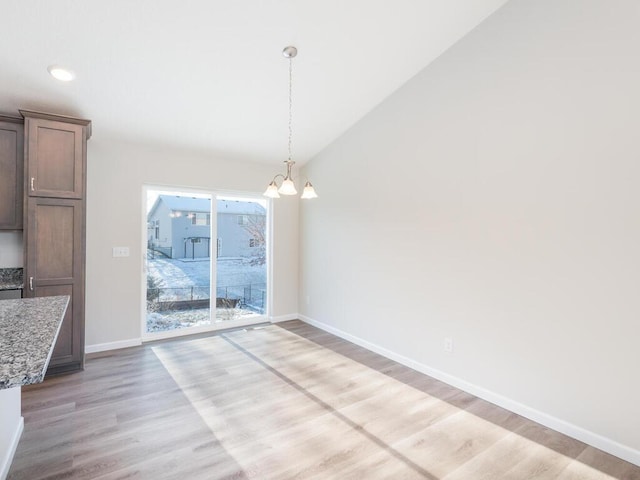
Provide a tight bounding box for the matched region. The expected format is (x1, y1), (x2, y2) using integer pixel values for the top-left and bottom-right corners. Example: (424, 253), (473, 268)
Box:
(29, 277), (34, 291)
(30, 177), (35, 191)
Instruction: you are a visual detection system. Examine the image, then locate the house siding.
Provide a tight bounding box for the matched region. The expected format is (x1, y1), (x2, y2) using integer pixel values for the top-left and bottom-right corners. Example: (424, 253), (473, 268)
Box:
(147, 196), (264, 260)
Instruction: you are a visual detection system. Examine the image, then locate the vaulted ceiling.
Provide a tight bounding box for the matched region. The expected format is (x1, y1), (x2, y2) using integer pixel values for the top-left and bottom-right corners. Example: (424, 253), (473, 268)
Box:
(0, 0), (509, 165)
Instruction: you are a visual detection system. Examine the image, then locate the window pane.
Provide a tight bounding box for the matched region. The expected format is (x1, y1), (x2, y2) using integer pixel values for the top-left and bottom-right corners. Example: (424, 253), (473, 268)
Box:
(146, 191), (212, 333)
(216, 198), (266, 323)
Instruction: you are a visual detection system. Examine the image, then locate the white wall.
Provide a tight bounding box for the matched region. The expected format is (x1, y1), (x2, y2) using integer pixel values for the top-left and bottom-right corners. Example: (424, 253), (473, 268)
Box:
(300, 0), (640, 463)
(86, 138), (298, 347)
(0, 387), (22, 480)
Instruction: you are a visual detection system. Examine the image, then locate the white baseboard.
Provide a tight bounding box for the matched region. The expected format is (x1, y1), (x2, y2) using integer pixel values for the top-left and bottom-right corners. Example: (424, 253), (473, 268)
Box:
(270, 313), (299, 323)
(88, 315), (289, 353)
(85, 338), (142, 354)
(0, 416), (23, 480)
(298, 314), (640, 468)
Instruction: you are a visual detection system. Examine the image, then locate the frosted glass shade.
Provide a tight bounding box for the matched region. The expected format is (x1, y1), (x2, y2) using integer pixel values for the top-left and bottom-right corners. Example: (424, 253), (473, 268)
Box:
(263, 181), (280, 198)
(300, 182), (318, 199)
(278, 178), (297, 195)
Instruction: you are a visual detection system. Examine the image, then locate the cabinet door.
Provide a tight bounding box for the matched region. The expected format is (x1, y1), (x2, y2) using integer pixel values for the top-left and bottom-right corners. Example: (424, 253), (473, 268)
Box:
(0, 119), (24, 229)
(25, 118), (85, 199)
(24, 198), (85, 373)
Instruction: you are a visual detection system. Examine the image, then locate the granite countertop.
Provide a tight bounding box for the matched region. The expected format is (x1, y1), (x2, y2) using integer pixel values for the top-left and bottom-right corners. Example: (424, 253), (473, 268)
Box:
(0, 267), (23, 290)
(0, 295), (69, 389)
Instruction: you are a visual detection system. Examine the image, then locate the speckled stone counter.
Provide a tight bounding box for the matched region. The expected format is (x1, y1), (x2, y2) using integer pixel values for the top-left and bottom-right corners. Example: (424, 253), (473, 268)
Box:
(0, 268), (23, 291)
(0, 296), (69, 389)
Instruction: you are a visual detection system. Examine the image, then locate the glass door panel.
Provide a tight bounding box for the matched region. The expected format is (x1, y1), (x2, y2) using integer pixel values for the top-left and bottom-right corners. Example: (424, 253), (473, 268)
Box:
(145, 189), (212, 333)
(215, 197), (267, 323)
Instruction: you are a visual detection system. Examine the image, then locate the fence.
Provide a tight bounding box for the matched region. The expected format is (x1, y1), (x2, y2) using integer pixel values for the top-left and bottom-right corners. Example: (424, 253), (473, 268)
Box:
(148, 244), (173, 258)
(147, 283), (266, 313)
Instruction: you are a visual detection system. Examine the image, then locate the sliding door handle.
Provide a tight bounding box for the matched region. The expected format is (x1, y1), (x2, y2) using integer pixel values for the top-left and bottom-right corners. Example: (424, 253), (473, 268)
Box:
(29, 277), (34, 291)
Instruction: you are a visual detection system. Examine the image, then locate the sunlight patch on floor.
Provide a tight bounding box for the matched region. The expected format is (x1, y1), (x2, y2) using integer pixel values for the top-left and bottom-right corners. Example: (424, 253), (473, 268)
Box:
(150, 326), (619, 479)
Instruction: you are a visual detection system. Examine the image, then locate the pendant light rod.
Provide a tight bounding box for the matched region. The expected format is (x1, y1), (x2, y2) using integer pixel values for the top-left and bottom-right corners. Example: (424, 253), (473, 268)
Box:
(263, 46), (318, 200)
(284, 46), (296, 163)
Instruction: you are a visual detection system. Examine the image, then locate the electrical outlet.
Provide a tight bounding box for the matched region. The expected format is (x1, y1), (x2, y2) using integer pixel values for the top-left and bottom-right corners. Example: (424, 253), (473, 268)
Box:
(443, 337), (454, 353)
(112, 246), (130, 257)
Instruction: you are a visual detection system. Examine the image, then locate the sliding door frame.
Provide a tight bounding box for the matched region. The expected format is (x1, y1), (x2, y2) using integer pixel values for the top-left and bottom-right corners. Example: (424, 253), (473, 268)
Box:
(141, 184), (271, 342)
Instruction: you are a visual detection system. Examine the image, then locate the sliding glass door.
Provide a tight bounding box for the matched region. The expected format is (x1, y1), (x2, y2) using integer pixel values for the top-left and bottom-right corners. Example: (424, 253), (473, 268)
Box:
(143, 187), (267, 338)
(215, 196), (267, 323)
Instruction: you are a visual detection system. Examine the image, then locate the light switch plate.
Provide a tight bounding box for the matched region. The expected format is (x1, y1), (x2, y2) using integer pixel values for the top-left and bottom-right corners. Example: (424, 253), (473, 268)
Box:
(443, 337), (454, 353)
(112, 246), (130, 257)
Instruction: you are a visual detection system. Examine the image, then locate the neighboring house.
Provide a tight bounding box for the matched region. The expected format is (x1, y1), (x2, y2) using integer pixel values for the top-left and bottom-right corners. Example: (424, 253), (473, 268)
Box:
(147, 195), (266, 259)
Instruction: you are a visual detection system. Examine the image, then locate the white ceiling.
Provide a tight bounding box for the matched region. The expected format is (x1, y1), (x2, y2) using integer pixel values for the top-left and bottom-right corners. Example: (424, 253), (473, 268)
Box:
(0, 0), (509, 165)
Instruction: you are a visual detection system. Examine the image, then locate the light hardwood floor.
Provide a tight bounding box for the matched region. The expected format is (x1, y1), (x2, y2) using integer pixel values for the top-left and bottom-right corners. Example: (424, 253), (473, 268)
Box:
(8, 320), (640, 479)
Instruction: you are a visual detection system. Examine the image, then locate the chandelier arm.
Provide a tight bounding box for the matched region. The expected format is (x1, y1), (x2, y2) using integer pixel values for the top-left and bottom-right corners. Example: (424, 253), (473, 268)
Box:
(271, 173), (285, 184)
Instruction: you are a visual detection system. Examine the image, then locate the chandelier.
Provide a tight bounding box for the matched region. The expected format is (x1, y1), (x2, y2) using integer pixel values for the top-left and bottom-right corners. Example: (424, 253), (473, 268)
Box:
(263, 46), (318, 199)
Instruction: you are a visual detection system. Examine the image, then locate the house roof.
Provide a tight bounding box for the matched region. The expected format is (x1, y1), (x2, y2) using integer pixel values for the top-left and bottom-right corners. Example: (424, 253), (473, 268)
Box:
(158, 195), (211, 213)
(149, 195), (265, 219)
(217, 199), (265, 216)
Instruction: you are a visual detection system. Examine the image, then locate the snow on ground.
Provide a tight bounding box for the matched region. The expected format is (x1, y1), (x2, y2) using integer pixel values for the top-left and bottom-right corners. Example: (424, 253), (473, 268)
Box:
(146, 256), (266, 332)
(146, 308), (260, 332)
(147, 310), (211, 332)
(147, 256), (265, 288)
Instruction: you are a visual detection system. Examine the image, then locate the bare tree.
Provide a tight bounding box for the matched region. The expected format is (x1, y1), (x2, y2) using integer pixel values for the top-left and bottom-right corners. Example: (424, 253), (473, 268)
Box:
(242, 214), (266, 265)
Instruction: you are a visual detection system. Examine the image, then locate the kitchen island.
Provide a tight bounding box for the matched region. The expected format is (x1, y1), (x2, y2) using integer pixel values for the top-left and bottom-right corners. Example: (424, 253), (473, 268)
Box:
(0, 295), (69, 480)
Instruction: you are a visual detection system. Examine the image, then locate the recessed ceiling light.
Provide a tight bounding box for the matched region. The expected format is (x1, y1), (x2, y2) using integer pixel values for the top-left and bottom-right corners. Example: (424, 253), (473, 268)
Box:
(47, 65), (75, 82)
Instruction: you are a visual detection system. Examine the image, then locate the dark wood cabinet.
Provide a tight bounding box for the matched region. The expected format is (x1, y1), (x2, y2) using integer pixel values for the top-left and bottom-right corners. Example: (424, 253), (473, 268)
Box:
(0, 116), (24, 230)
(21, 110), (91, 376)
(25, 113), (85, 199)
(26, 198), (84, 371)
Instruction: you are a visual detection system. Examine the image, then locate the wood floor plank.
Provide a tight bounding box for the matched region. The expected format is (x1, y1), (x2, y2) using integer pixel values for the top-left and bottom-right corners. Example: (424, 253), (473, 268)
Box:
(7, 320), (640, 479)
